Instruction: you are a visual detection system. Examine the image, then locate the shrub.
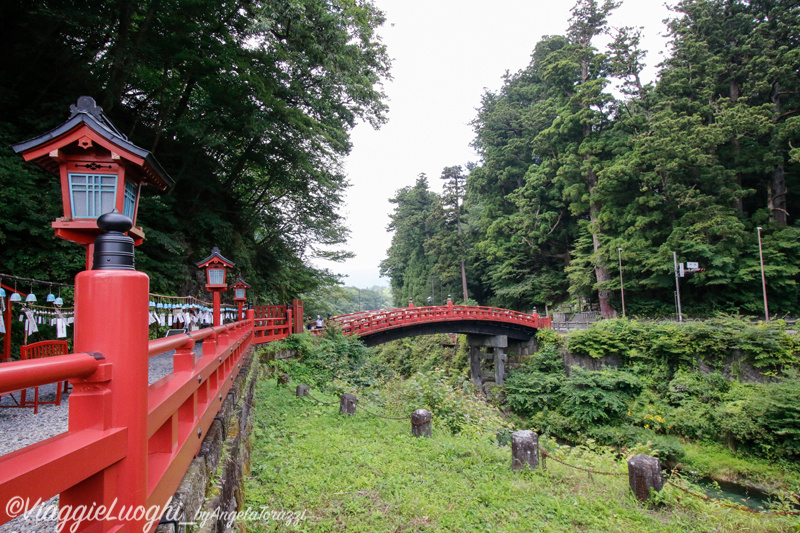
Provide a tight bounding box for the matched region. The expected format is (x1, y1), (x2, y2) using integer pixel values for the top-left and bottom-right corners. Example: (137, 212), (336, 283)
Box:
(379, 368), (510, 436)
(715, 379), (800, 459)
(505, 371), (565, 417)
(667, 370), (730, 406)
(560, 367), (643, 424)
(565, 316), (800, 375)
(566, 319), (645, 360)
(265, 330), (393, 391)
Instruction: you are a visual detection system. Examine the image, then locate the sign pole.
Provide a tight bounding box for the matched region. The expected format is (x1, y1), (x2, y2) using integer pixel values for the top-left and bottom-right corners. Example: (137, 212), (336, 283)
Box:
(618, 247), (626, 318)
(757, 227), (769, 321)
(673, 251), (683, 322)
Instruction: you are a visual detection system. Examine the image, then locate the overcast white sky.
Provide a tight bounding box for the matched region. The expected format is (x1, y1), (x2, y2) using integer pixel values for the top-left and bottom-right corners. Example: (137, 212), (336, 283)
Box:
(314, 0), (678, 288)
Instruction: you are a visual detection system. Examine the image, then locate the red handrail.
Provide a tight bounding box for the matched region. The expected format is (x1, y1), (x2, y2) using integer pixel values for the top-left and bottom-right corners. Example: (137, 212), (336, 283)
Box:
(145, 317), (254, 508)
(0, 352), (103, 395)
(0, 351), (111, 524)
(0, 307), (277, 530)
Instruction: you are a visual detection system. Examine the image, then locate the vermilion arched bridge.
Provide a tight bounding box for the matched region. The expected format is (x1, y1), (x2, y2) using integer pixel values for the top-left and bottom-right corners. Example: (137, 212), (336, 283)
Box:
(321, 304), (551, 347)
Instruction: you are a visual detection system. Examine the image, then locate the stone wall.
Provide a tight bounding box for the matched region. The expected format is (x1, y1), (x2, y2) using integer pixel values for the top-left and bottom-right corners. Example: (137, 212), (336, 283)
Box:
(562, 349), (769, 383)
(156, 348), (260, 533)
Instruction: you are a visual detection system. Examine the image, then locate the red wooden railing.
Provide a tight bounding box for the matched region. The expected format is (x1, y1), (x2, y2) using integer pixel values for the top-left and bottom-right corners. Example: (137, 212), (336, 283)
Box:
(324, 304), (551, 337)
(145, 320), (253, 513)
(252, 305), (291, 344)
(0, 269), (291, 531)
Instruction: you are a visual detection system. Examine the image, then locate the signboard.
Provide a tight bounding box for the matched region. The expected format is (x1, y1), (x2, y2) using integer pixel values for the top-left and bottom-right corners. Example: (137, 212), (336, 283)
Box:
(686, 262), (699, 269)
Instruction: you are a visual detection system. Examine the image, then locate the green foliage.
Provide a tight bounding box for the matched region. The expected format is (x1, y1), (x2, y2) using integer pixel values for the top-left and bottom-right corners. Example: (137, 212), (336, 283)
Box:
(300, 285), (392, 318)
(536, 327), (564, 349)
(246, 380), (797, 532)
(372, 334), (466, 378)
(507, 317), (800, 465)
(566, 317), (800, 374)
(1, 0), (391, 302)
(378, 368), (509, 437)
(714, 380), (800, 460)
(567, 319), (645, 359)
(505, 345), (565, 416)
(265, 330), (392, 392)
(560, 367), (643, 424)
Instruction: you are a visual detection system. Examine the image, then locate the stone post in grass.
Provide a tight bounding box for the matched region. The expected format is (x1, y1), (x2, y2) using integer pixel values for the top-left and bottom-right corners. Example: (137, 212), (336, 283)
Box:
(627, 454), (663, 501)
(411, 409), (432, 437)
(511, 430), (539, 471)
(296, 384), (309, 397)
(339, 393), (357, 415)
(277, 372), (290, 385)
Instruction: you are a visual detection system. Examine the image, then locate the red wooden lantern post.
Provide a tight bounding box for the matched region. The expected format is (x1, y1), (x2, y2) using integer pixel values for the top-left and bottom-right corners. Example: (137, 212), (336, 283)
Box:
(11, 97), (172, 530)
(230, 277), (251, 321)
(12, 96), (174, 269)
(196, 247), (235, 327)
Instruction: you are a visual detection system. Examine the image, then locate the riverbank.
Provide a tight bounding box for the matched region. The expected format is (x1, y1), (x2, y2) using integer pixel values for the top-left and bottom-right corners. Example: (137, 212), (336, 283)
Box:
(244, 380), (796, 532)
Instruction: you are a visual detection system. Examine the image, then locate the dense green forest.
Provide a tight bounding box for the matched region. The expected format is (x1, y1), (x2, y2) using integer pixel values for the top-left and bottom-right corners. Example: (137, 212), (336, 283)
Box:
(0, 0), (390, 302)
(382, 0), (800, 317)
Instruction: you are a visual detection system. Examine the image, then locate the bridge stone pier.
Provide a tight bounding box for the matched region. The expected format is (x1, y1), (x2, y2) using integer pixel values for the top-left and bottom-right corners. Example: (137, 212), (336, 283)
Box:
(468, 334), (537, 387)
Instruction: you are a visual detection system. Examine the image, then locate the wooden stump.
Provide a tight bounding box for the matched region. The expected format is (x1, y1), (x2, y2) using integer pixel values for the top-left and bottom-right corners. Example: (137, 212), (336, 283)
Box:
(627, 454), (663, 501)
(277, 372), (290, 386)
(411, 409), (432, 437)
(339, 393), (357, 415)
(511, 430), (539, 471)
(296, 384), (309, 397)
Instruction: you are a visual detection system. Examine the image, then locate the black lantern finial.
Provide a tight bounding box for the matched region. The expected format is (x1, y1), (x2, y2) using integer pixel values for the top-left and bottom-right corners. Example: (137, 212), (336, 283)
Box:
(93, 210), (135, 270)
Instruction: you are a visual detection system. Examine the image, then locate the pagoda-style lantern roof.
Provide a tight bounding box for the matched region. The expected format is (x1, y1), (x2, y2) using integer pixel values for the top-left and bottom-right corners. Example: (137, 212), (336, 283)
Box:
(231, 277), (251, 302)
(196, 247), (236, 289)
(195, 247), (236, 271)
(12, 96), (174, 246)
(230, 278), (251, 290)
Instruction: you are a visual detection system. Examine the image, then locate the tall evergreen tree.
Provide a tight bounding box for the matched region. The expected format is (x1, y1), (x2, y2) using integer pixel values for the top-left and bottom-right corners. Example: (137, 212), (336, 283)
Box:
(439, 166), (469, 302)
(380, 175), (440, 306)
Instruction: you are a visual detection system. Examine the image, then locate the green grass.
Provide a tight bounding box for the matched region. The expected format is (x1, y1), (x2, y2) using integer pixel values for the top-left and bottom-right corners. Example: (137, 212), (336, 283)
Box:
(244, 380), (799, 532)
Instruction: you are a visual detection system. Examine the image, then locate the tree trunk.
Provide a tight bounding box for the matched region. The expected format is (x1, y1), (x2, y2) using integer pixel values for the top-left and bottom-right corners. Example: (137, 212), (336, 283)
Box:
(728, 80), (744, 213)
(769, 164), (788, 226)
(589, 171), (616, 319)
(769, 81), (788, 226)
(460, 259), (468, 302)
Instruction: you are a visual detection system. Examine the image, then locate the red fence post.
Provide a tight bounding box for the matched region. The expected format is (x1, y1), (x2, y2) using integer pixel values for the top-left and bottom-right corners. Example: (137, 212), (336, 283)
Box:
(2, 295), (11, 363)
(293, 299), (303, 334)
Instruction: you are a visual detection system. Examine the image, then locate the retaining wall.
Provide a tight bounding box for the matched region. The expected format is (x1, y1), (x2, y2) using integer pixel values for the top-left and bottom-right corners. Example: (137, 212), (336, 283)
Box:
(156, 347), (260, 533)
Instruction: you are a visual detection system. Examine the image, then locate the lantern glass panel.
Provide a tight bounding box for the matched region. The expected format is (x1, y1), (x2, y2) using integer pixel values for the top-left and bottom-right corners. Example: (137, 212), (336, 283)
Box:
(208, 268), (225, 285)
(69, 173), (117, 218)
(235, 288), (245, 299)
(123, 180), (137, 219)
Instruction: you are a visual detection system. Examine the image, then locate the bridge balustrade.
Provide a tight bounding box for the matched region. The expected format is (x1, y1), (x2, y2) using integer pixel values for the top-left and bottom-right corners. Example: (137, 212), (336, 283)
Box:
(0, 266), (286, 531)
(252, 305), (292, 343)
(0, 316), (255, 530)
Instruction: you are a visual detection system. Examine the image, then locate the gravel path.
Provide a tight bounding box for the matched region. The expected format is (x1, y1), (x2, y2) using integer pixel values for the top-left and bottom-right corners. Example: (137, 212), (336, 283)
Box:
(0, 345), (202, 532)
